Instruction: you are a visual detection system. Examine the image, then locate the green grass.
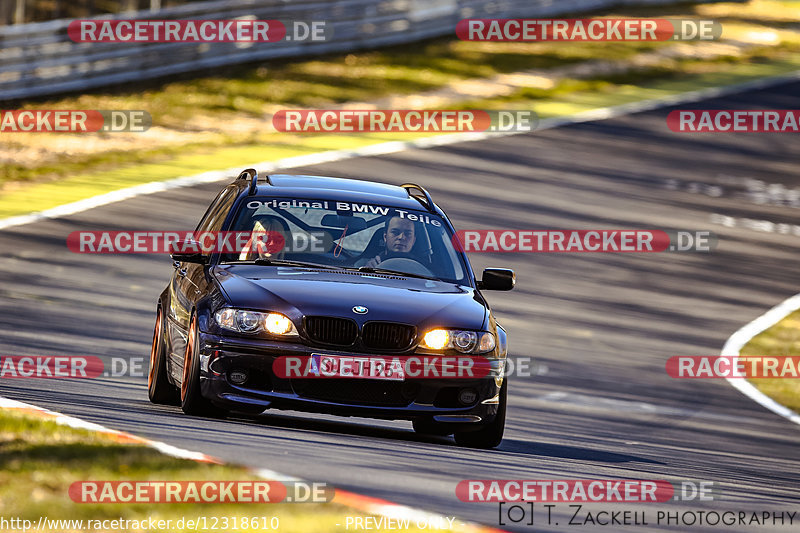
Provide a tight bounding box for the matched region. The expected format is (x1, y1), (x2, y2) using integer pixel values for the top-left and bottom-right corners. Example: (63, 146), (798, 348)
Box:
(3, 50), (800, 220)
(0, 409), (426, 532)
(739, 309), (800, 413)
(13, 1), (796, 127)
(0, 132), (434, 218)
(18, 40), (667, 125)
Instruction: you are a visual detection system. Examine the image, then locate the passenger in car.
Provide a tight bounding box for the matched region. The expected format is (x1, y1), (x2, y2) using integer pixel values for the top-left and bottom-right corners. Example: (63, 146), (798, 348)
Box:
(238, 216), (290, 261)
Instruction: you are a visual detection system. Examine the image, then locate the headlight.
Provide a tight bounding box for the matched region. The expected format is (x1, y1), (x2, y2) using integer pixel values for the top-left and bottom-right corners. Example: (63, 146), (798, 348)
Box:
(265, 313), (293, 335)
(214, 308), (297, 337)
(215, 308), (237, 330)
(478, 331), (496, 352)
(420, 329), (495, 354)
(237, 310), (262, 332)
(423, 329), (450, 350)
(453, 331), (478, 352)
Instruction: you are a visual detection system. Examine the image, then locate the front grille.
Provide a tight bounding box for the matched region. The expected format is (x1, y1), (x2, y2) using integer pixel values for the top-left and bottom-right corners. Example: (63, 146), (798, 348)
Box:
(293, 379), (413, 407)
(305, 316), (358, 346)
(362, 322), (415, 351)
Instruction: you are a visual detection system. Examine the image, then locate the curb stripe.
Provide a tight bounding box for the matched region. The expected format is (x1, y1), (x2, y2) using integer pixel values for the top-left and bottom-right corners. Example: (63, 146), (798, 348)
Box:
(0, 396), (219, 462)
(720, 293), (800, 426)
(1, 69), (799, 232)
(0, 395), (506, 533)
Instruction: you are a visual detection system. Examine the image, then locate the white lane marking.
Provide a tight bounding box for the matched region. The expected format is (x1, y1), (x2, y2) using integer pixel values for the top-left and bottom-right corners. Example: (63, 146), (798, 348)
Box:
(528, 391), (743, 421)
(720, 293), (800, 426)
(710, 213), (800, 237)
(0, 168), (238, 231)
(1, 70), (799, 232)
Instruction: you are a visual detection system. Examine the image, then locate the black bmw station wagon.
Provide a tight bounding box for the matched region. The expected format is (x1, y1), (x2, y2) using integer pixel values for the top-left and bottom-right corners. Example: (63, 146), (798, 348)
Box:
(148, 170), (514, 448)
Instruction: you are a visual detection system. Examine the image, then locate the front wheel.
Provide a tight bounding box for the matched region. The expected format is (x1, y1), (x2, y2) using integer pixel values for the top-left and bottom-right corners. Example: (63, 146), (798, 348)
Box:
(148, 307), (179, 405)
(180, 313), (227, 418)
(454, 379), (507, 449)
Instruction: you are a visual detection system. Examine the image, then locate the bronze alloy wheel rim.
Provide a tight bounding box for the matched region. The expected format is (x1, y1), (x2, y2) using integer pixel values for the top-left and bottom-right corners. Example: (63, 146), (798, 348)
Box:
(148, 310), (162, 390)
(181, 317), (196, 401)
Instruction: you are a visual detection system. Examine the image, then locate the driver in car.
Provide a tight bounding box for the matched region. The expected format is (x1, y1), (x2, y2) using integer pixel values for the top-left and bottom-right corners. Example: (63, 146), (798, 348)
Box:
(360, 216), (416, 268)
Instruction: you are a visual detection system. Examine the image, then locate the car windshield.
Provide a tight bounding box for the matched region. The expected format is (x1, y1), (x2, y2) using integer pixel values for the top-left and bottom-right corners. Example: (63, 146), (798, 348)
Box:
(220, 197), (470, 284)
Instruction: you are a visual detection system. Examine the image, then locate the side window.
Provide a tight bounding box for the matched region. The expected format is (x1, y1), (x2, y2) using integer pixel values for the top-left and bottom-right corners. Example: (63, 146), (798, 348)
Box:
(195, 187), (237, 233)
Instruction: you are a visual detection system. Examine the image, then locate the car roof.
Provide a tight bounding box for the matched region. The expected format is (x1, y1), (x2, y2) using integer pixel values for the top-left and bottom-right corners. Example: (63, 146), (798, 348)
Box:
(242, 174), (440, 212)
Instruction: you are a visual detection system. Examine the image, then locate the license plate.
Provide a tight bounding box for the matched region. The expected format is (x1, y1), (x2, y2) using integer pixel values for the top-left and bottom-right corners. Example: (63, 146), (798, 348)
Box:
(310, 354), (405, 381)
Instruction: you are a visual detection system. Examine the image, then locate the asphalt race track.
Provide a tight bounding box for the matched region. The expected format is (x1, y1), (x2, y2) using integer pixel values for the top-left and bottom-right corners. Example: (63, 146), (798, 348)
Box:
(1, 80), (799, 532)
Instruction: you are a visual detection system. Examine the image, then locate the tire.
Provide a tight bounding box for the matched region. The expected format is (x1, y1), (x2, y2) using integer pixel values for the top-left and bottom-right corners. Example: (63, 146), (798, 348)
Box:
(180, 313), (227, 418)
(148, 307), (180, 405)
(454, 379), (507, 449)
(412, 417), (454, 436)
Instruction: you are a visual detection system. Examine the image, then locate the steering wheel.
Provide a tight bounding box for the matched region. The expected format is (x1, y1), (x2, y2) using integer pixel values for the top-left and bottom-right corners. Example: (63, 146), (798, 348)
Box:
(378, 252), (435, 278)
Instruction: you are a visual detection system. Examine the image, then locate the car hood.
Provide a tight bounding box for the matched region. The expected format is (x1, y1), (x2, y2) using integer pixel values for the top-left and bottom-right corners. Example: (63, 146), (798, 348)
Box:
(213, 265), (487, 330)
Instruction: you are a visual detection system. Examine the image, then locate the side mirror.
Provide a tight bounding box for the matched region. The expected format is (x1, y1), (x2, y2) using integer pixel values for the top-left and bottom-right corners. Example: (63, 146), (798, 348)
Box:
(170, 240), (208, 264)
(478, 268), (514, 291)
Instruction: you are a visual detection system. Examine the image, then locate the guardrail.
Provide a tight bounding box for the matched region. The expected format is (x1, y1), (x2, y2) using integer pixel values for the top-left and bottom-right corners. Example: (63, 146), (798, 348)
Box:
(0, 0), (734, 102)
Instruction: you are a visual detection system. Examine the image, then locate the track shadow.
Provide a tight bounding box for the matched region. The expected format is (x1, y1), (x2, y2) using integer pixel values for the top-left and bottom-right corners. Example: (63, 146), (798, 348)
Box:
(236, 410), (459, 446)
(498, 439), (664, 464)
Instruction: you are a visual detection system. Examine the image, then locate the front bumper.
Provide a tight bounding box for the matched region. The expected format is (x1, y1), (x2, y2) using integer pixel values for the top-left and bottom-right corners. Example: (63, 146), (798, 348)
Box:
(196, 332), (504, 428)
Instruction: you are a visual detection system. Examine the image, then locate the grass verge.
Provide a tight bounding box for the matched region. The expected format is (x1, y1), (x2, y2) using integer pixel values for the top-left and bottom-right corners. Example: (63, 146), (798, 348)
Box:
(0, 409), (427, 532)
(2, 51), (799, 220)
(739, 309), (800, 413)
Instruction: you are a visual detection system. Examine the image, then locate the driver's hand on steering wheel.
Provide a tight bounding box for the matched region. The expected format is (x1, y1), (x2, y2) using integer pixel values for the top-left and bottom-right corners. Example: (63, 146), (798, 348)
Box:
(364, 255), (382, 268)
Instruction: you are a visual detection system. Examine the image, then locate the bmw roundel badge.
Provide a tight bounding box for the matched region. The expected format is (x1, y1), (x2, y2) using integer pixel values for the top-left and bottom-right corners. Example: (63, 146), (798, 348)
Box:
(352, 306), (368, 314)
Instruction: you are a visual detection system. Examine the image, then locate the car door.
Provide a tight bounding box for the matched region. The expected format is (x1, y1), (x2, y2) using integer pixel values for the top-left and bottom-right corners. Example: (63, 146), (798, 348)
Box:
(166, 186), (238, 376)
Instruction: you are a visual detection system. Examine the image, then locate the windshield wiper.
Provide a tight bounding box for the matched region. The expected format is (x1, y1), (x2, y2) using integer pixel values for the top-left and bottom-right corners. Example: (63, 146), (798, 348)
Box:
(224, 259), (439, 279)
(355, 266), (439, 280)
(225, 258), (341, 269)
